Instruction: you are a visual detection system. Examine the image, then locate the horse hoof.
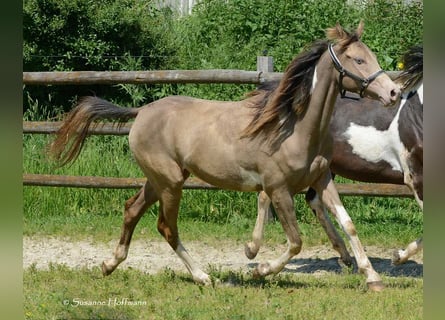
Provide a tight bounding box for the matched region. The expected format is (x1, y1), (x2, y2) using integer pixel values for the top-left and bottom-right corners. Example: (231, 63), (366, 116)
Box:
(193, 271), (212, 286)
(367, 281), (385, 292)
(337, 257), (354, 272)
(392, 249), (403, 265)
(252, 268), (263, 279)
(340, 255), (354, 268)
(244, 242), (258, 260)
(101, 262), (114, 276)
(253, 262), (270, 278)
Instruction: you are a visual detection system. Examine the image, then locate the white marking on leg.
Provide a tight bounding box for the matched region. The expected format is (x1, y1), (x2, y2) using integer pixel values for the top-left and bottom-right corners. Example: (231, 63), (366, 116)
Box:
(334, 205), (354, 228)
(102, 244), (128, 274)
(393, 238), (423, 265)
(245, 192), (270, 259)
(175, 240), (211, 285)
(255, 237), (301, 277)
(314, 177), (382, 289)
(111, 244), (128, 265)
(333, 204), (381, 283)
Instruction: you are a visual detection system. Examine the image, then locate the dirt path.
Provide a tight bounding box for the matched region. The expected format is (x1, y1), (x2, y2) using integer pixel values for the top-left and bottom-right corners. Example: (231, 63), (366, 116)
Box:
(23, 236), (423, 278)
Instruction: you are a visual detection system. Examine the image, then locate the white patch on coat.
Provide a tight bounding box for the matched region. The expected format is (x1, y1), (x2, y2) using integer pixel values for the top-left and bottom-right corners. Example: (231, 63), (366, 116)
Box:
(311, 67), (318, 93)
(416, 83), (423, 104)
(343, 99), (409, 172)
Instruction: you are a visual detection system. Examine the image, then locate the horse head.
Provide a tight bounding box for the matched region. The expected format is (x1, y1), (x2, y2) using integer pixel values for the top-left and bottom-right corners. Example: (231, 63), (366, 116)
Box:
(327, 21), (400, 106)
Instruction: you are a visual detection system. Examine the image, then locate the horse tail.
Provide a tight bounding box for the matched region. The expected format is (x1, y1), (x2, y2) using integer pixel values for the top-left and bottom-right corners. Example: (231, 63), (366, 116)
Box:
(49, 96), (140, 167)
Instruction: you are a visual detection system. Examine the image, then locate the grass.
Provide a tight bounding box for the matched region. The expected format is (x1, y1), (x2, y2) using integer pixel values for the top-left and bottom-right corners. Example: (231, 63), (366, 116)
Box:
(24, 264), (423, 320)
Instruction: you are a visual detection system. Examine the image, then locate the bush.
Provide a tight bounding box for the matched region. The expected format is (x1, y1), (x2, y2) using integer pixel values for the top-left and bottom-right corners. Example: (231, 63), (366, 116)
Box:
(23, 0), (177, 113)
(174, 0), (422, 71)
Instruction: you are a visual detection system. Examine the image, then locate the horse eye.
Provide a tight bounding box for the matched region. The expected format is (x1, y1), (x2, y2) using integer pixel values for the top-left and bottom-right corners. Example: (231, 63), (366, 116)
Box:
(354, 58), (364, 65)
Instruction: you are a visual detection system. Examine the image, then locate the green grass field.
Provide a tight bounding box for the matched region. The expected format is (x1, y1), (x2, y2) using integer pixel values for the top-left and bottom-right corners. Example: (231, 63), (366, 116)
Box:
(23, 134), (423, 319)
(24, 264), (422, 320)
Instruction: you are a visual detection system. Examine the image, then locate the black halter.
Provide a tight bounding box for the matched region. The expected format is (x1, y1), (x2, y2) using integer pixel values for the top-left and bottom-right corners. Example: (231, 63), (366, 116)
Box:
(328, 43), (385, 98)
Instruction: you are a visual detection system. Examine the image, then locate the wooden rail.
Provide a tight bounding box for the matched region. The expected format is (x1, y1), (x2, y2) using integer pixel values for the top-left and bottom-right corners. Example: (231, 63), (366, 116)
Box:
(23, 173), (413, 197)
(22, 70), (400, 86)
(23, 121), (132, 135)
(23, 70), (283, 85)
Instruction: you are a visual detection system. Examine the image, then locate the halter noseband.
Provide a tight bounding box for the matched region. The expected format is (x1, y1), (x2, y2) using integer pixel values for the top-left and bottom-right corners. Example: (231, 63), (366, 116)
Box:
(328, 43), (385, 98)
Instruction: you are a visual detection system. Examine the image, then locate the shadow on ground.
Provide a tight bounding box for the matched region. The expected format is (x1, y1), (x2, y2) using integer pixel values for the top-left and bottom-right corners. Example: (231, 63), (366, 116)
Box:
(247, 256), (423, 278)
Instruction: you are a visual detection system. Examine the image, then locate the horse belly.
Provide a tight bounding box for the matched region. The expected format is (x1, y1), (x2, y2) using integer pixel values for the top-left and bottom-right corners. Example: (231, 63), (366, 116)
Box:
(184, 157), (263, 192)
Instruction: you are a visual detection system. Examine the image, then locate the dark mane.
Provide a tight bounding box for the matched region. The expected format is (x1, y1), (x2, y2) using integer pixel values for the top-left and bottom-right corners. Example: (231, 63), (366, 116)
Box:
(395, 45), (423, 92)
(241, 40), (329, 143)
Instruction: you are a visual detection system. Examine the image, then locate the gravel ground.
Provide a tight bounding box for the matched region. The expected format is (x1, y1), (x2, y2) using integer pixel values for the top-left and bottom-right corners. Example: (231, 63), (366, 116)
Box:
(23, 236), (423, 278)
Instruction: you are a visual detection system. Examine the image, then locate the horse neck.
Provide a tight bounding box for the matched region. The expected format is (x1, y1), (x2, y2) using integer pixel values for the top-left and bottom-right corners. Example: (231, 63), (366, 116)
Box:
(297, 53), (338, 143)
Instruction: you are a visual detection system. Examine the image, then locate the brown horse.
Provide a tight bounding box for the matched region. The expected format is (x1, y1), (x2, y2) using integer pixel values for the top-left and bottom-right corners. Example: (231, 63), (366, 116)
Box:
(246, 45), (422, 267)
(49, 22), (400, 291)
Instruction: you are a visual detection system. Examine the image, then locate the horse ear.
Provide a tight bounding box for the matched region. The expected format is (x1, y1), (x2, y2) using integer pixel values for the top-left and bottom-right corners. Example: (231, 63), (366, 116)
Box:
(326, 22), (348, 42)
(356, 20), (364, 38)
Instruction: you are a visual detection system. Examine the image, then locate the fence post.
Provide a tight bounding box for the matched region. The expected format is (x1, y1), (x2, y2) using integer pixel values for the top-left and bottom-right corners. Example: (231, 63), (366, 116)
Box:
(257, 53), (276, 221)
(257, 54), (274, 73)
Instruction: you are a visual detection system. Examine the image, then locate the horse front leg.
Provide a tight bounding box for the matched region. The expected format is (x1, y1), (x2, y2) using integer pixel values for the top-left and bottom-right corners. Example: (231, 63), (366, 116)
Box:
(393, 237), (423, 265)
(253, 188), (302, 278)
(312, 173), (384, 292)
(305, 187), (353, 267)
(245, 191), (271, 259)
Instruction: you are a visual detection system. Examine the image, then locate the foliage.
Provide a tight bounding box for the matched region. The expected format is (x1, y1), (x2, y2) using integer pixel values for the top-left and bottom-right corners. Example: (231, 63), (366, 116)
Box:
(357, 0), (423, 70)
(23, 0), (177, 112)
(174, 0), (422, 72)
(175, 0), (355, 71)
(23, 0), (175, 72)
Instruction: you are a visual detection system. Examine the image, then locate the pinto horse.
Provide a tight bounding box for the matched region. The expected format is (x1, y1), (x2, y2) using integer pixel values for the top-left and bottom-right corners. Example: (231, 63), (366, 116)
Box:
(246, 45), (422, 267)
(49, 22), (400, 291)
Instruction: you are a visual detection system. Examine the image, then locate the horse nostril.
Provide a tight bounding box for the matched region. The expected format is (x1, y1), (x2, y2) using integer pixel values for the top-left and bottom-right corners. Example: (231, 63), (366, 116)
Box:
(390, 87), (400, 100)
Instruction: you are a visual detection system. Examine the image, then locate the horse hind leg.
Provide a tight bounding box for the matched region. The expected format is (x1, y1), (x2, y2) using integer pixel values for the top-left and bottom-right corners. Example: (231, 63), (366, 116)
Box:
(156, 183), (212, 285)
(245, 191), (271, 259)
(102, 182), (157, 276)
(305, 187), (353, 267)
(253, 189), (302, 278)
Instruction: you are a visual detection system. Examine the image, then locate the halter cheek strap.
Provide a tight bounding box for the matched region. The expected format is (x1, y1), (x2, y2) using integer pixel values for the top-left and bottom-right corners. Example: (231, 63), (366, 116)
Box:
(328, 43), (385, 98)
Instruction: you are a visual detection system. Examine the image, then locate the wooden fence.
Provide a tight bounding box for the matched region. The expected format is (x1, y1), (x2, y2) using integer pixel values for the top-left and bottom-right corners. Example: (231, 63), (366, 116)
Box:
(23, 64), (411, 197)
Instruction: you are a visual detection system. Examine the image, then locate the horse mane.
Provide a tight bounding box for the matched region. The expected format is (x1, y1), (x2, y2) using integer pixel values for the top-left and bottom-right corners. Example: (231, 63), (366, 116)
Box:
(240, 22), (364, 146)
(395, 45), (423, 92)
(241, 40), (329, 142)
